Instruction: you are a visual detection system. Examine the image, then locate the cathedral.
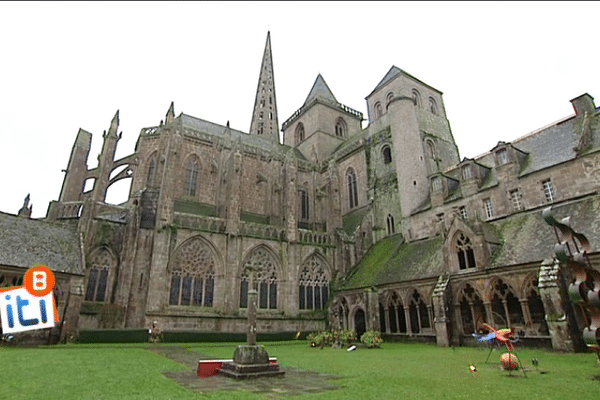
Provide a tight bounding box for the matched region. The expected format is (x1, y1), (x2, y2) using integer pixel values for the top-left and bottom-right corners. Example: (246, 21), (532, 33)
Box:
(2, 32), (599, 350)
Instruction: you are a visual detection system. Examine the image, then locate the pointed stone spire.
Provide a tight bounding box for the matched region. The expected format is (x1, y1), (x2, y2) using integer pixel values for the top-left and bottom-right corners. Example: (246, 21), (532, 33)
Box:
(166, 102), (175, 124)
(249, 31), (280, 143)
(108, 110), (120, 137)
(304, 74), (337, 106)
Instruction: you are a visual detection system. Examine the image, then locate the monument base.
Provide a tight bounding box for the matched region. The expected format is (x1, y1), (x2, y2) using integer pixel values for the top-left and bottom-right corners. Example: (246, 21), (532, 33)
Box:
(218, 345), (285, 379)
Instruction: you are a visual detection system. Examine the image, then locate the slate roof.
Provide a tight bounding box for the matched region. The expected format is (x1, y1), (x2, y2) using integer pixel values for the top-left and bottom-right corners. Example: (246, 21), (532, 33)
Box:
(303, 74), (337, 106)
(178, 114), (307, 161)
(0, 212), (83, 275)
(366, 65), (443, 99)
(489, 194), (600, 268)
(341, 234), (443, 290)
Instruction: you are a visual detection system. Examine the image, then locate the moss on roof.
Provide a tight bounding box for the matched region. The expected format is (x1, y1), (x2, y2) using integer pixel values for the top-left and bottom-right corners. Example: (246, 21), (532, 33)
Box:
(341, 235), (443, 290)
(0, 212), (83, 275)
(490, 195), (600, 268)
(342, 207), (369, 235)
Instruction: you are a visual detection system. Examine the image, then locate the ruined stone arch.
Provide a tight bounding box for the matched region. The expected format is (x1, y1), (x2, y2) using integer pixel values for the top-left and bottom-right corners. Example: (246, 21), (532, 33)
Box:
(299, 252), (331, 311)
(85, 246), (117, 303)
(167, 235), (220, 307)
(454, 281), (486, 335)
(238, 244), (281, 310)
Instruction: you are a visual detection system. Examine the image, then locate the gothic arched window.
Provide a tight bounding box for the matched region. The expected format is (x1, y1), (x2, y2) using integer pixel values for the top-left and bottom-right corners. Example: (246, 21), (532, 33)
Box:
(335, 118), (346, 137)
(409, 289), (431, 333)
(295, 123), (305, 144)
(299, 255), (330, 310)
(347, 168), (359, 209)
(458, 284), (485, 334)
(168, 237), (215, 307)
(456, 232), (476, 270)
(239, 247), (278, 310)
(490, 279), (524, 327)
(85, 248), (113, 302)
(146, 153), (157, 187)
(382, 145), (392, 164)
(184, 155), (199, 197)
(387, 291), (407, 333)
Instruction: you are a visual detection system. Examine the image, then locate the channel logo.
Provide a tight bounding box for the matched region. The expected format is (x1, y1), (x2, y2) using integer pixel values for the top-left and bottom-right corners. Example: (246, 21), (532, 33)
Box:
(0, 266), (59, 335)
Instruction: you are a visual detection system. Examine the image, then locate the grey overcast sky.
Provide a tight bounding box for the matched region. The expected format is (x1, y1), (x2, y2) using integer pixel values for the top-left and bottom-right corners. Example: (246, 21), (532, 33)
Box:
(1, 1), (598, 218)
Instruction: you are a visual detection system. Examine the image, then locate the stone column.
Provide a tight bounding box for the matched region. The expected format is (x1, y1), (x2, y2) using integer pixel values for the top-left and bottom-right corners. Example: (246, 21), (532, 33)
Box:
(247, 275), (257, 346)
(404, 306), (412, 335)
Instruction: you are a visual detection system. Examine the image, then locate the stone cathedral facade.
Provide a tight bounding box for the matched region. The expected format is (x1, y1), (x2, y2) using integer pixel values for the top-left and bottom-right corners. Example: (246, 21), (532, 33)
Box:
(4, 32), (600, 350)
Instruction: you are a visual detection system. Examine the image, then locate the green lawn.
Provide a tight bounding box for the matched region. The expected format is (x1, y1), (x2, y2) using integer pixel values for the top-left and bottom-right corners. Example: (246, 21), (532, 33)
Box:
(1, 341), (598, 400)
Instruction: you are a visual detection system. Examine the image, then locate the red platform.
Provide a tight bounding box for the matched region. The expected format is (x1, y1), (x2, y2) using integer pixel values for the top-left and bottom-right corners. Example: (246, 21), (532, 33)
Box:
(197, 357), (277, 377)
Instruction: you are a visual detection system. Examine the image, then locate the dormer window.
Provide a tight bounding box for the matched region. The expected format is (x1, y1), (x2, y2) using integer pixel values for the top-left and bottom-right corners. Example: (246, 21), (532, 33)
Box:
(462, 164), (473, 180)
(432, 176), (442, 191)
(497, 148), (509, 165)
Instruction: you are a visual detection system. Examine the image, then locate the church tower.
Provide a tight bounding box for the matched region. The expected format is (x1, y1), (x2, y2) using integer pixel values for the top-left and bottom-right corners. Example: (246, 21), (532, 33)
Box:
(249, 32), (280, 143)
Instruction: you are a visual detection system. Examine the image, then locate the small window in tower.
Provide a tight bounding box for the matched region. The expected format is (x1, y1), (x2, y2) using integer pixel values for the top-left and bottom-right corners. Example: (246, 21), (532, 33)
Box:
(412, 89), (421, 107)
(374, 102), (383, 119)
(296, 123), (305, 143)
(258, 122), (263, 135)
(259, 112), (263, 120)
(432, 176), (442, 191)
(386, 214), (395, 235)
(386, 92), (394, 107)
(429, 97), (437, 114)
(426, 140), (436, 159)
(269, 112), (272, 120)
(335, 118), (346, 137)
(382, 145), (392, 164)
(260, 100), (265, 108)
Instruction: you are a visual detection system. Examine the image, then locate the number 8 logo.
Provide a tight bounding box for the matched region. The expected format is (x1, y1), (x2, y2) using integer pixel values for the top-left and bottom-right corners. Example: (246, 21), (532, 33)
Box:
(25, 265), (55, 297)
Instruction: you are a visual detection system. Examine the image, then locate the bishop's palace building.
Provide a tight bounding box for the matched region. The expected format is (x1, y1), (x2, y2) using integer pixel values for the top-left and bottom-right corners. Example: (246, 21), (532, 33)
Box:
(2, 33), (600, 351)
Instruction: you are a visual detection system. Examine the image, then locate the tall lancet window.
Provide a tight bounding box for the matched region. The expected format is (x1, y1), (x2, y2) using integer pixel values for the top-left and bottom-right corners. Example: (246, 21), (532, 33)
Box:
(184, 155), (199, 197)
(347, 168), (358, 209)
(146, 153), (157, 187)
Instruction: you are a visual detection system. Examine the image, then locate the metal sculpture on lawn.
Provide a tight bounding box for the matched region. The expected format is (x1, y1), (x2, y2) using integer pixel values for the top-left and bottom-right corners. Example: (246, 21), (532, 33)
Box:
(543, 207), (600, 363)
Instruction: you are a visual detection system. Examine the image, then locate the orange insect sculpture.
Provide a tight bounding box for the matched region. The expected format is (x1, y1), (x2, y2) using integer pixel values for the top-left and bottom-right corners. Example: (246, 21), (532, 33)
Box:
(479, 322), (526, 376)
